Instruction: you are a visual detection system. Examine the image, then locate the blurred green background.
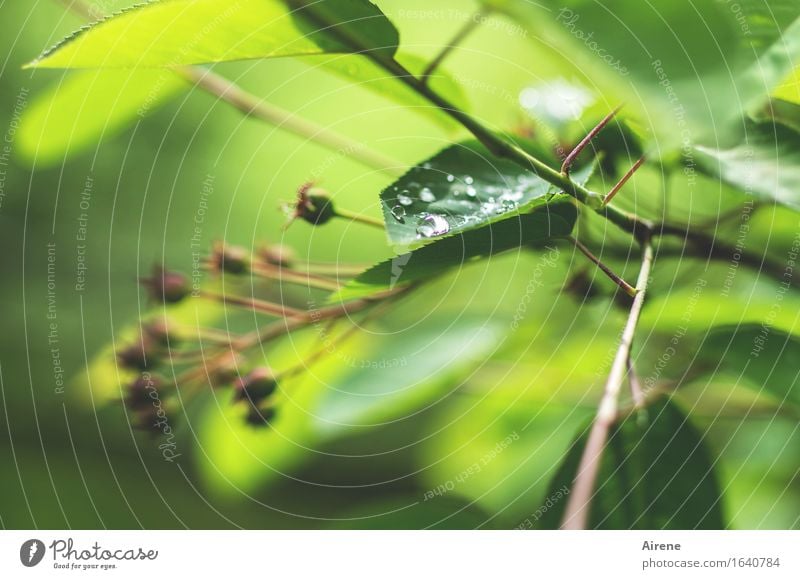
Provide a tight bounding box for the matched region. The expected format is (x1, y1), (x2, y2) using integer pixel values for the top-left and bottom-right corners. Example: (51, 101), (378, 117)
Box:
(0, 0), (797, 529)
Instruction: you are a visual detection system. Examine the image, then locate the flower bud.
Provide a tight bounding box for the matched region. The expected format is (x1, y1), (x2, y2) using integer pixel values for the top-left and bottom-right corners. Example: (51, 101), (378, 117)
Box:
(234, 367), (278, 404)
(245, 405), (277, 428)
(141, 266), (190, 304)
(259, 244), (295, 268)
(209, 242), (250, 275)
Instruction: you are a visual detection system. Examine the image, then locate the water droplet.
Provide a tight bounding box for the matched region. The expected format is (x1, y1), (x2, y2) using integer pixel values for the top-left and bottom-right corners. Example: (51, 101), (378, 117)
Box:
(390, 205), (406, 222)
(466, 186), (477, 198)
(419, 187), (435, 203)
(464, 176), (474, 185)
(397, 193), (413, 206)
(416, 214), (450, 238)
(499, 190), (524, 203)
(446, 174), (455, 183)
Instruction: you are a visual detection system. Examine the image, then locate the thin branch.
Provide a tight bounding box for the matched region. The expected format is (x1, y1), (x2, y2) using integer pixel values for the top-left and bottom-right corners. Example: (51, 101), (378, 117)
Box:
(55, 0), (404, 178)
(334, 207), (385, 229)
(251, 262), (342, 292)
(421, 8), (488, 83)
(569, 236), (636, 297)
(560, 235), (654, 530)
(561, 105), (624, 176)
(602, 156), (646, 206)
(199, 291), (306, 318)
(176, 67), (403, 177)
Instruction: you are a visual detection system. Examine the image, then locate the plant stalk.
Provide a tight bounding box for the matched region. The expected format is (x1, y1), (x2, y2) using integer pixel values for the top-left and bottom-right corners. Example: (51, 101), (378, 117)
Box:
(560, 235), (654, 530)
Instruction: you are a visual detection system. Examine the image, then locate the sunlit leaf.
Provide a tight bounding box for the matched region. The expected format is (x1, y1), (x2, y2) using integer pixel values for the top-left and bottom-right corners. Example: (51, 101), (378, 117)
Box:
(27, 0), (398, 69)
(18, 69), (186, 165)
(695, 121), (800, 209)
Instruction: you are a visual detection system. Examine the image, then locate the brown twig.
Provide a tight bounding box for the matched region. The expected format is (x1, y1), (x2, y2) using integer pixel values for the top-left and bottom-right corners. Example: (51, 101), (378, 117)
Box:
(561, 105), (624, 176)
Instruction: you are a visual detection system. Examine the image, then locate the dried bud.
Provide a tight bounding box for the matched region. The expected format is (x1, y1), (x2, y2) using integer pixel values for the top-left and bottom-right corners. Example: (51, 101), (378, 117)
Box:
(234, 367), (278, 404)
(125, 373), (162, 411)
(563, 269), (602, 302)
(245, 405), (277, 428)
(209, 242), (250, 275)
(141, 266), (190, 304)
(259, 244), (295, 268)
(290, 182), (336, 226)
(117, 337), (160, 370)
(210, 352), (242, 387)
(142, 318), (177, 346)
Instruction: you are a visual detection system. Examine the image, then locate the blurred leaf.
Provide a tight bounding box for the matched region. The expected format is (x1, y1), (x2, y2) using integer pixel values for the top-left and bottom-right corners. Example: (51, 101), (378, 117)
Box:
(313, 319), (499, 433)
(693, 325), (800, 407)
(419, 396), (592, 525)
(538, 397), (724, 529)
(642, 266), (800, 337)
(28, 0), (398, 69)
(196, 317), (500, 495)
(18, 69), (186, 165)
(695, 122), (800, 209)
(380, 140), (591, 249)
(486, 0), (800, 150)
(334, 200), (577, 301)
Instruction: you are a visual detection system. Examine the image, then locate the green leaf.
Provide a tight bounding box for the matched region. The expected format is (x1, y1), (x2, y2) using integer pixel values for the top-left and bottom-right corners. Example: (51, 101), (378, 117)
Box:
(693, 325), (800, 408)
(302, 52), (469, 130)
(380, 140), (591, 250)
(418, 396), (593, 524)
(486, 0), (800, 150)
(18, 69), (186, 165)
(313, 319), (499, 433)
(27, 0), (398, 69)
(694, 121), (800, 209)
(537, 397), (724, 529)
(334, 199), (577, 301)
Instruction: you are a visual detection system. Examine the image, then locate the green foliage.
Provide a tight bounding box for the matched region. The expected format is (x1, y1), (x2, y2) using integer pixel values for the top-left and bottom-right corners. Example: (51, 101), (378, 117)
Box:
(28, 0), (398, 68)
(335, 200), (577, 300)
(538, 398), (724, 529)
(379, 140), (591, 249)
(18, 69), (186, 165)
(693, 326), (800, 407)
(486, 0), (800, 149)
(9, 0), (800, 532)
(695, 121), (800, 208)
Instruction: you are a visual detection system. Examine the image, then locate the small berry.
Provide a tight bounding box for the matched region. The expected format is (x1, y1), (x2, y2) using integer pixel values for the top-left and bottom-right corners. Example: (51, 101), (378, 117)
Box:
(125, 373), (162, 411)
(209, 242), (250, 274)
(209, 352), (241, 387)
(117, 337), (159, 370)
(141, 266), (190, 304)
(245, 405), (277, 428)
(290, 182), (336, 226)
(259, 244), (295, 268)
(142, 319), (176, 346)
(234, 367), (278, 404)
